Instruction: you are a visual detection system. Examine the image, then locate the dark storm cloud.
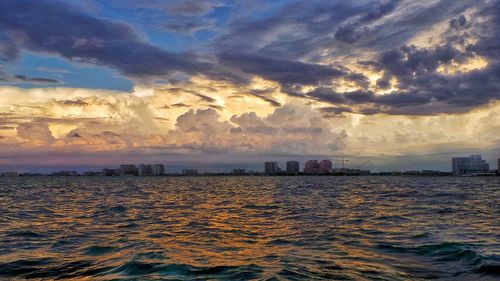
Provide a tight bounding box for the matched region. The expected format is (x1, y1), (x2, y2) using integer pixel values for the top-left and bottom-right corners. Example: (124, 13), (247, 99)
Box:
(308, 37), (500, 116)
(468, 1), (500, 62)
(334, 25), (366, 44)
(215, 1), (367, 59)
(360, 0), (401, 22)
(106, 0), (223, 40)
(378, 45), (467, 85)
(215, 0), (472, 61)
(220, 0), (500, 115)
(218, 52), (344, 85)
(335, 0), (401, 43)
(0, 33), (18, 62)
(0, 0), (210, 79)
(308, 88), (348, 104)
(360, 6), (500, 114)
(376, 74), (392, 89)
(360, 0), (472, 48)
(309, 63), (500, 115)
(210, 0), (500, 115)
(0, 0), (498, 116)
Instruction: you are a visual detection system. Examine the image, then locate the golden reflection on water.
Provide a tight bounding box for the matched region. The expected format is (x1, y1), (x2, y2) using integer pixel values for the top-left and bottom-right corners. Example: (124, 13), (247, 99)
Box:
(0, 176), (499, 280)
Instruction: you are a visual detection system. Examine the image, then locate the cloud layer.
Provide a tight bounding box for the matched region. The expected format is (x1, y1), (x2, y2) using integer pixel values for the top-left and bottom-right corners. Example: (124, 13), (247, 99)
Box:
(0, 0), (210, 80)
(0, 0), (499, 170)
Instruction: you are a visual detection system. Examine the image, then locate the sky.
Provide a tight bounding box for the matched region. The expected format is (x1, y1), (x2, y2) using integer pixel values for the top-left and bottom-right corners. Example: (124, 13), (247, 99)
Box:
(0, 0), (499, 172)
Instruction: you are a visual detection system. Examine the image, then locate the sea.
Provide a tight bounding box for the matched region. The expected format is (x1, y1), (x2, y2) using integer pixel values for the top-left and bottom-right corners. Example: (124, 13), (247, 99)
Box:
(0, 176), (499, 280)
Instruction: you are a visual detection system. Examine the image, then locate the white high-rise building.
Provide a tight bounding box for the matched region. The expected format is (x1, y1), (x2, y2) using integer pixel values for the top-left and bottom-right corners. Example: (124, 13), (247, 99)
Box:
(452, 155), (489, 175)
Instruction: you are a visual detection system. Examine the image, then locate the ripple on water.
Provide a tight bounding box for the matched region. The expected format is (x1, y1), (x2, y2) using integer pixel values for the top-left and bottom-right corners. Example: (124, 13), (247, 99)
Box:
(0, 176), (498, 280)
(0, 258), (109, 280)
(6, 230), (47, 238)
(378, 241), (500, 277)
(83, 245), (118, 256)
(108, 261), (263, 279)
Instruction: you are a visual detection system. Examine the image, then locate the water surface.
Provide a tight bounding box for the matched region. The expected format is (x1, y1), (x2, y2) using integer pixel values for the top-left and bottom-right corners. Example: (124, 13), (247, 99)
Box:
(0, 176), (499, 280)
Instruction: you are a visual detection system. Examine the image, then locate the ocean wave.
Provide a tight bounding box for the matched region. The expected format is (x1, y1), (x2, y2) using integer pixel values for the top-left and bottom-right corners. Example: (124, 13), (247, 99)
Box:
(0, 176), (498, 280)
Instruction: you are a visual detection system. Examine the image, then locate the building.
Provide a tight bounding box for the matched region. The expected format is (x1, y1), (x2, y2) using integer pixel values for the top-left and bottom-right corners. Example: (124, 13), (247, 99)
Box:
(51, 171), (78, 176)
(120, 164), (137, 176)
(183, 169), (198, 176)
(452, 155), (490, 175)
(232, 168), (246, 175)
(264, 162), (279, 175)
(304, 160), (319, 174)
(152, 164), (165, 176)
(304, 159), (332, 174)
(138, 164), (153, 176)
(0, 172), (18, 177)
(286, 161), (300, 174)
(319, 160), (332, 174)
(332, 168), (371, 176)
(102, 168), (120, 176)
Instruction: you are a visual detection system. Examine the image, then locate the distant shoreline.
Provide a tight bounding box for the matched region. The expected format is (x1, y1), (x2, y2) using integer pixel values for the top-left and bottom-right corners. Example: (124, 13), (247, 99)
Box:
(1, 173), (498, 178)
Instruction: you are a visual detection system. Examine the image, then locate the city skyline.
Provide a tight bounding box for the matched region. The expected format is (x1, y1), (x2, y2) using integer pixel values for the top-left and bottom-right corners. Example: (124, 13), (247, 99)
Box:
(1, 155), (498, 175)
(1, 1), (500, 171)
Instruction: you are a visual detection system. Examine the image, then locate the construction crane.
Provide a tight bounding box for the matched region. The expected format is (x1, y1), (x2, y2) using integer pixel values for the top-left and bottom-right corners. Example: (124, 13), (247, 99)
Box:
(356, 160), (371, 170)
(331, 156), (349, 170)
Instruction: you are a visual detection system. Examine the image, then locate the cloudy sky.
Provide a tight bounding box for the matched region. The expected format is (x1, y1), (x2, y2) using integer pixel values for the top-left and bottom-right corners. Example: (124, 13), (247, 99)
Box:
(0, 0), (499, 172)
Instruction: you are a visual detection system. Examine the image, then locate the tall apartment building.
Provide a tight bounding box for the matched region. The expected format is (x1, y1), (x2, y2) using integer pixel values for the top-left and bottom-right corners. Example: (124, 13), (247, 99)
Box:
(304, 159), (332, 174)
(120, 164), (137, 176)
(183, 169), (198, 176)
(264, 162), (279, 175)
(152, 164), (165, 176)
(138, 164), (153, 176)
(286, 161), (300, 174)
(452, 155), (490, 175)
(318, 160), (332, 174)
